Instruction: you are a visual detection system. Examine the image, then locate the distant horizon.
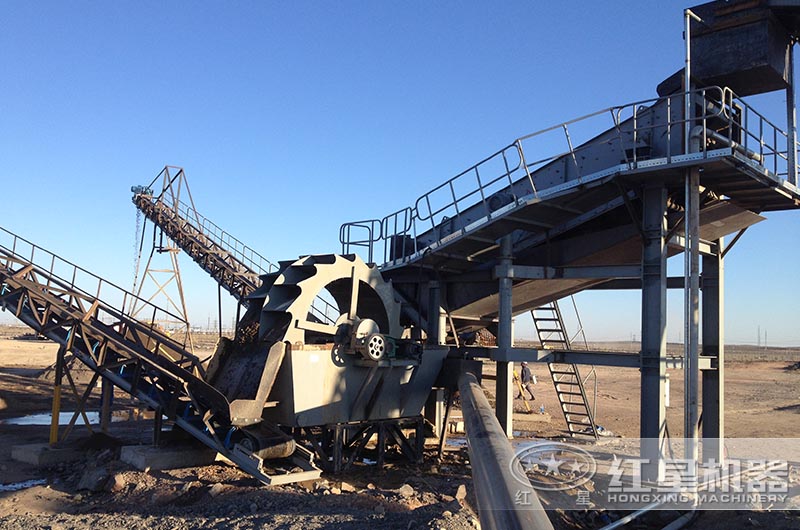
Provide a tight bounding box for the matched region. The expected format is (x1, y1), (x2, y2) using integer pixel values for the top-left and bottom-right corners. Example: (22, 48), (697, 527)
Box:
(1, 1), (798, 346)
(1, 321), (797, 350)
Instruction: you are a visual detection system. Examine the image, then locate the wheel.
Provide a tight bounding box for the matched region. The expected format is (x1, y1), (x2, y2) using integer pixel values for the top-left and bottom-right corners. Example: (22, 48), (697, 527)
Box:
(364, 334), (386, 361)
(258, 254), (401, 346)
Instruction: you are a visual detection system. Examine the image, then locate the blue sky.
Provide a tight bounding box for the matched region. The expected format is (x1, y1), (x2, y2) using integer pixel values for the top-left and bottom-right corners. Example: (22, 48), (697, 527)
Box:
(1, 1), (798, 345)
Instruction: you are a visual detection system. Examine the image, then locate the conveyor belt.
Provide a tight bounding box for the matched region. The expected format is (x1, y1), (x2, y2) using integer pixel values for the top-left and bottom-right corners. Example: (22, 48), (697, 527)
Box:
(0, 226), (320, 485)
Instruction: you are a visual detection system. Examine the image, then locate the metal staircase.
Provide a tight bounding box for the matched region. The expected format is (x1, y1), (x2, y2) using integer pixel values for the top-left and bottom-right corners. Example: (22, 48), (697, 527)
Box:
(531, 300), (598, 439)
(0, 226), (320, 485)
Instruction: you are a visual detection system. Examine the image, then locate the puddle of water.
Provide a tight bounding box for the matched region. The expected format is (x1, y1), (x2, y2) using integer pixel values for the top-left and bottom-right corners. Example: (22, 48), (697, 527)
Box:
(0, 411), (100, 426)
(0, 479), (47, 492)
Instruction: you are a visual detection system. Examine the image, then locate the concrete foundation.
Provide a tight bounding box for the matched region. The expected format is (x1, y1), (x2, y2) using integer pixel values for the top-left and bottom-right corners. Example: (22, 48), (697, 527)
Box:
(11, 443), (84, 466)
(120, 445), (218, 471)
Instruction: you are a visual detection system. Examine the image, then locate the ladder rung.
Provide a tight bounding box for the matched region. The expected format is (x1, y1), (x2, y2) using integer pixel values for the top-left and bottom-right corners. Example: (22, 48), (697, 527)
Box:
(550, 370), (577, 376)
(557, 391), (585, 397)
(533, 317), (560, 322)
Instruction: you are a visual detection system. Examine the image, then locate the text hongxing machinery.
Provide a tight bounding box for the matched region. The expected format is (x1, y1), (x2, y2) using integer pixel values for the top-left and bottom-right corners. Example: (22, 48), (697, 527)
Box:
(3, 1), (800, 528)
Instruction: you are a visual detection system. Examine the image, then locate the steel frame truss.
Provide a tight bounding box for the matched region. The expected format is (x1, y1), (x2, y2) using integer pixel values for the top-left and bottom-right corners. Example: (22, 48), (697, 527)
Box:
(299, 417), (425, 474)
(0, 233), (320, 485)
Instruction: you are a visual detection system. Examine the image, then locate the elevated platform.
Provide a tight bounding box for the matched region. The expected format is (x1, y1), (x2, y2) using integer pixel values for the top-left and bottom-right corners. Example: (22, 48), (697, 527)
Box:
(341, 87), (800, 331)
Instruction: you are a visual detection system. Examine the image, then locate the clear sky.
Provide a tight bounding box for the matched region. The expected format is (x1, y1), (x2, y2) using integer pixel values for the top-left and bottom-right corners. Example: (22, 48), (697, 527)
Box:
(1, 1), (798, 346)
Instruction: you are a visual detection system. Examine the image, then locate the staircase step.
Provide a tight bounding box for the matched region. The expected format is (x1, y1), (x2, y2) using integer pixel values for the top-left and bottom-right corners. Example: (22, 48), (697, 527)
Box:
(533, 300), (598, 440)
(564, 410), (590, 416)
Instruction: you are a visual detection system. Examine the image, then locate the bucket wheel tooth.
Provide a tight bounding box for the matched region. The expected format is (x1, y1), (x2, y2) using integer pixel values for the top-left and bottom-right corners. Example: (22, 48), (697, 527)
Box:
(258, 254), (401, 346)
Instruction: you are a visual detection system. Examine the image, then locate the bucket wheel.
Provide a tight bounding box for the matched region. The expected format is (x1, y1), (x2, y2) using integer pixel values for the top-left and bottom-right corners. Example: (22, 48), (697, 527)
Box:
(258, 254), (401, 357)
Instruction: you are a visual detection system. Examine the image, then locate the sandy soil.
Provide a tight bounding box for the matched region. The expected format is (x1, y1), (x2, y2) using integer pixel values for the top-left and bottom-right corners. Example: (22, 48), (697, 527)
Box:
(1, 325), (799, 529)
(501, 360), (800, 439)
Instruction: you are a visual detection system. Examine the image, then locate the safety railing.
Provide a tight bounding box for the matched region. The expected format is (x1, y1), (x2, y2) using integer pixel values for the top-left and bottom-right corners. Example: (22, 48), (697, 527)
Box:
(341, 86), (797, 267)
(0, 226), (201, 371)
(138, 168), (338, 323)
(144, 168), (279, 276)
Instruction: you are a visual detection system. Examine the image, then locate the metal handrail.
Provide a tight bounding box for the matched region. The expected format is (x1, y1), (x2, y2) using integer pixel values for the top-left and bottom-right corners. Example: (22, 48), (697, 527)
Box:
(137, 174), (338, 323)
(152, 193), (278, 276)
(0, 226), (200, 370)
(341, 85), (796, 266)
(413, 144), (527, 225)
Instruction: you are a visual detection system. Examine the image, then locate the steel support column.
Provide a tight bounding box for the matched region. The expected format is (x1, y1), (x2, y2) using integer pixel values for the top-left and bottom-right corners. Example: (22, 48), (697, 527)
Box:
(100, 377), (113, 433)
(424, 388), (445, 438)
(702, 239), (724, 463)
(49, 345), (66, 446)
(427, 281), (442, 345)
(787, 43), (797, 186)
(640, 185), (668, 482)
(496, 236), (514, 437)
(153, 407), (163, 447)
(684, 168), (701, 472)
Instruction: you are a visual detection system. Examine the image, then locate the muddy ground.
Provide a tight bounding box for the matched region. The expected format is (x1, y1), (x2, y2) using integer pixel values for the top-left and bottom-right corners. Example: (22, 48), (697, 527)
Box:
(1, 325), (799, 529)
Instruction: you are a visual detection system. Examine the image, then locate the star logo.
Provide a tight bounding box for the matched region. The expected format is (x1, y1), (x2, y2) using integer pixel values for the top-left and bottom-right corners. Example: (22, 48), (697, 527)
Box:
(544, 453), (563, 475)
(512, 442), (598, 492)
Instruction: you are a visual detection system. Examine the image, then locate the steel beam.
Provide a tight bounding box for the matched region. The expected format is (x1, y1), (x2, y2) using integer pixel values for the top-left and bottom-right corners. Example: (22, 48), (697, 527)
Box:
(458, 370), (554, 530)
(494, 264), (641, 280)
(468, 346), (710, 369)
(702, 239), (725, 463)
(640, 184), (668, 483)
(587, 277), (688, 290)
(668, 235), (715, 255)
(496, 236), (514, 437)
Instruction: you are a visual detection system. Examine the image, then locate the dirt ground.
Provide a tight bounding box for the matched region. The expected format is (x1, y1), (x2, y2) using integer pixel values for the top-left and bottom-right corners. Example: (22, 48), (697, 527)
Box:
(1, 325), (799, 529)
(497, 358), (800, 440)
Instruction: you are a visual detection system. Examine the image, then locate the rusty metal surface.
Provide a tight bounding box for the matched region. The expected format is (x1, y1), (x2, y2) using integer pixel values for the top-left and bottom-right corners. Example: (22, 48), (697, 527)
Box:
(0, 226), (320, 483)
